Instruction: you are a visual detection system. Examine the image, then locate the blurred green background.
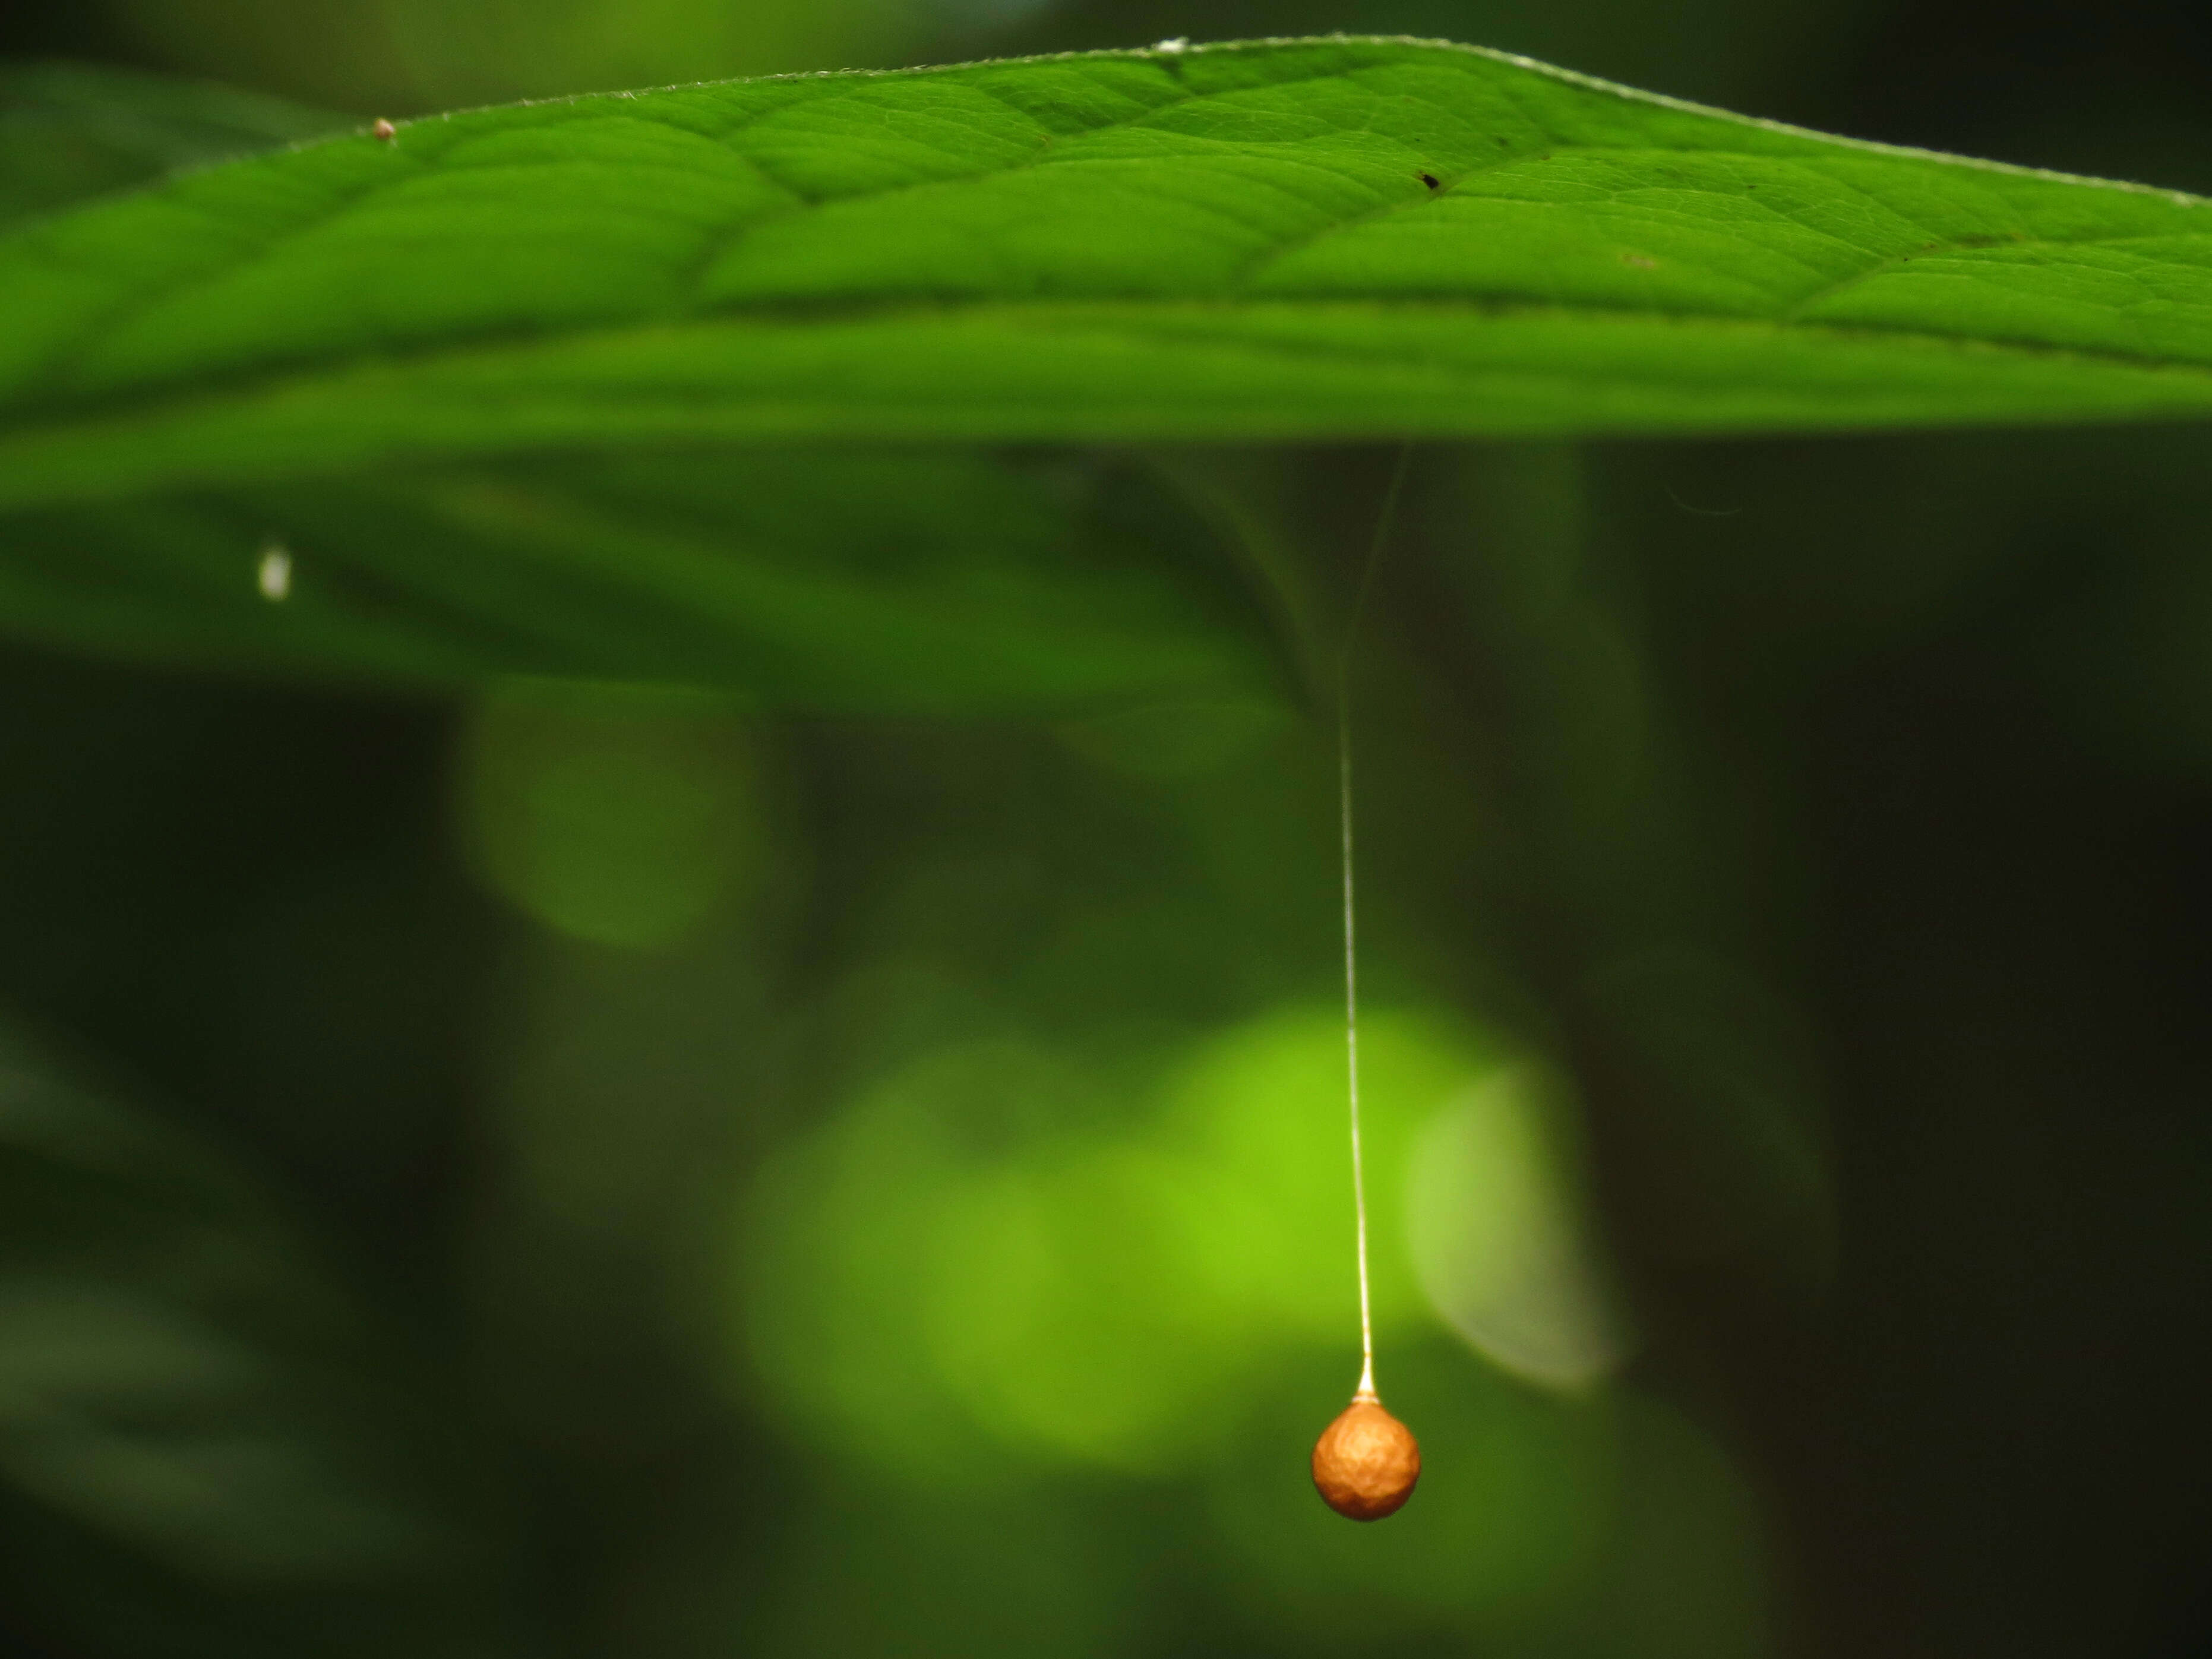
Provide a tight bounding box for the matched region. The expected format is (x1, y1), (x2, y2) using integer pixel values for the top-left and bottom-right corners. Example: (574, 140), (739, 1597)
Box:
(6, 2), (2212, 1657)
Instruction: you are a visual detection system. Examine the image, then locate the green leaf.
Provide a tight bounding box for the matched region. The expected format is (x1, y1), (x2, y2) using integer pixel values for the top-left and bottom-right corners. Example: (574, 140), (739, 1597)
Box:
(0, 60), (347, 230)
(0, 447), (1275, 706)
(5, 35), (2212, 696)
(8, 34), (2212, 494)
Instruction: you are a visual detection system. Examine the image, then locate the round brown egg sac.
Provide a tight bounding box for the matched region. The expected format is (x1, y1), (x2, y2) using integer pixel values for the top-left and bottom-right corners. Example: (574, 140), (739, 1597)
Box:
(1311, 1396), (1420, 1521)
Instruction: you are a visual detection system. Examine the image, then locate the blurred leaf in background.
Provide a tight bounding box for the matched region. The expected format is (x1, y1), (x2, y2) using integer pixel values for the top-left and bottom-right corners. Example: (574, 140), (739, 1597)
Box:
(458, 685), (770, 952)
(0, 1018), (506, 1658)
(100, 0), (1060, 116)
(0, 60), (342, 226)
(0, 447), (1274, 703)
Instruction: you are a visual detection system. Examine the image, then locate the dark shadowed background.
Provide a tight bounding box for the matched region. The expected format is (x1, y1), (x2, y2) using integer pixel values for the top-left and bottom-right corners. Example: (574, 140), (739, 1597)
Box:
(1, 2), (2210, 1657)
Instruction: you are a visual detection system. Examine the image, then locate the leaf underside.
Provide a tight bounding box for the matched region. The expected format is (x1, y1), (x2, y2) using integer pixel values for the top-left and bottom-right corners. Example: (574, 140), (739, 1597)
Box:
(3, 36), (2211, 695)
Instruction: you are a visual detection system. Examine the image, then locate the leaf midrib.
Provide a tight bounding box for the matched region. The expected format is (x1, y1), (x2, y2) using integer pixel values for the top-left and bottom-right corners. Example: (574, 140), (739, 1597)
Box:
(10, 294), (2212, 482)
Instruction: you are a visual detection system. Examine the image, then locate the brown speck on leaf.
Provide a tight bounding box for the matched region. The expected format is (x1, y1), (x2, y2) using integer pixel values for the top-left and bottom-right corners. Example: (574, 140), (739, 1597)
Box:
(372, 119), (397, 142)
(1418, 172), (1440, 189)
(1312, 1396), (1420, 1521)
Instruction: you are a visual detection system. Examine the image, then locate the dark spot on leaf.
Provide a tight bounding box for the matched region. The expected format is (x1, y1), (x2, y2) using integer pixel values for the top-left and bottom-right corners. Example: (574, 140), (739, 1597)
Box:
(1419, 173), (1440, 189)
